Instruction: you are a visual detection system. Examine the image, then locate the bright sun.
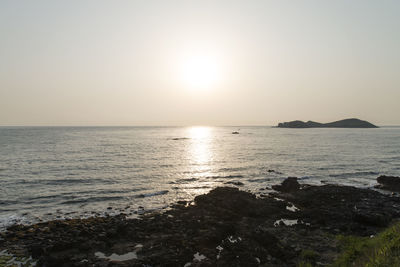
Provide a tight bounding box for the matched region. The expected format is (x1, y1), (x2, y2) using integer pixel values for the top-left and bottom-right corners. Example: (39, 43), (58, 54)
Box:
(180, 53), (223, 90)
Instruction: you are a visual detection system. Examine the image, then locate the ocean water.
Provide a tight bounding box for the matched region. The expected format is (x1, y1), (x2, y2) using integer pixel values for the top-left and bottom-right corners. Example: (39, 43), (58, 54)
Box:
(0, 126), (399, 229)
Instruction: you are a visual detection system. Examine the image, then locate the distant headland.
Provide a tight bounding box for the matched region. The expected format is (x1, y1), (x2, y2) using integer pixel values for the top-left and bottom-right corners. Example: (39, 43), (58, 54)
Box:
(277, 118), (378, 128)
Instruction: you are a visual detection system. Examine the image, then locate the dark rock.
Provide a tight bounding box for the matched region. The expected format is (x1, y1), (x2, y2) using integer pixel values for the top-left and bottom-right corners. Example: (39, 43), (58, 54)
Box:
(272, 177), (300, 193)
(30, 244), (45, 258)
(376, 175), (400, 192)
(224, 181), (244, 186)
(353, 211), (390, 227)
(172, 137), (190, 140)
(252, 226), (283, 256)
(2, 183), (400, 266)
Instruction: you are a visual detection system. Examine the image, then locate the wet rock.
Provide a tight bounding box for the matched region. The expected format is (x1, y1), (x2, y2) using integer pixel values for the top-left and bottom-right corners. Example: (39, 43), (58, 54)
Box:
(353, 211), (390, 227)
(272, 177), (300, 193)
(252, 226), (287, 258)
(30, 244), (45, 258)
(282, 184), (400, 235)
(376, 175), (400, 192)
(224, 181), (244, 186)
(2, 184), (400, 266)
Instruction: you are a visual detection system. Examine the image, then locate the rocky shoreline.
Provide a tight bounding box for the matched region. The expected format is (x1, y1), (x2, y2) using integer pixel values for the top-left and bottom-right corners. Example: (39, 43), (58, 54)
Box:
(1, 177), (400, 267)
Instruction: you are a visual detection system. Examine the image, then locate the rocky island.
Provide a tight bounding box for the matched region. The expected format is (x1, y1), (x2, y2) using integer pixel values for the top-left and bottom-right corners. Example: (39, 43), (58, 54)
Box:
(1, 176), (400, 266)
(277, 118), (378, 128)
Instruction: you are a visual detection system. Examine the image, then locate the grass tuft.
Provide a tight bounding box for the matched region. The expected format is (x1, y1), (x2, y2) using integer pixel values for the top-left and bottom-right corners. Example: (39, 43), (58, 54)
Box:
(332, 222), (400, 267)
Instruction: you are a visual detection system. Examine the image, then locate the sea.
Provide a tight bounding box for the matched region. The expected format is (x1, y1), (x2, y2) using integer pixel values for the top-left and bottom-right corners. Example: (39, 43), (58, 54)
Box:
(1, 126), (399, 230)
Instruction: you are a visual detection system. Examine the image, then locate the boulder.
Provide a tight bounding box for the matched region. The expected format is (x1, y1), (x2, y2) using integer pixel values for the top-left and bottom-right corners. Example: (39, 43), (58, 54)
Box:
(272, 177), (300, 193)
(376, 175), (400, 192)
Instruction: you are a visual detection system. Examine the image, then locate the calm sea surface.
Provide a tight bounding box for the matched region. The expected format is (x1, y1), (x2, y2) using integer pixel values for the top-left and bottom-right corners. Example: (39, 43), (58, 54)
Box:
(1, 126), (399, 229)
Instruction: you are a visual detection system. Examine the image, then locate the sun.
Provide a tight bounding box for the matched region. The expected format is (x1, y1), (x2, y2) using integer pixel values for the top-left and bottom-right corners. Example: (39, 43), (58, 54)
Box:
(179, 53), (223, 90)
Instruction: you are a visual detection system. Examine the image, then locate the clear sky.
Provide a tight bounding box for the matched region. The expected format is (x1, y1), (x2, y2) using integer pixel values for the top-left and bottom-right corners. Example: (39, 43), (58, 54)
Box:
(1, 0), (399, 126)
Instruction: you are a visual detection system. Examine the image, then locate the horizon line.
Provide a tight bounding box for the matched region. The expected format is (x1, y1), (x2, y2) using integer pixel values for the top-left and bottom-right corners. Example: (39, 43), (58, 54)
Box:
(1, 124), (399, 128)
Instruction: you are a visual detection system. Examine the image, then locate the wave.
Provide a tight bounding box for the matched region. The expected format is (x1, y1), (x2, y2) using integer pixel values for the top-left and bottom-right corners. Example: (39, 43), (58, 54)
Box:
(17, 178), (113, 185)
(0, 214), (29, 230)
(29, 194), (60, 201)
(170, 178), (198, 184)
(299, 176), (314, 180)
(61, 196), (125, 205)
(317, 167), (328, 170)
(179, 186), (210, 190)
(247, 178), (271, 183)
(329, 171), (379, 178)
(0, 200), (19, 205)
(160, 164), (174, 168)
(135, 190), (169, 198)
(22, 190), (136, 204)
(217, 167), (248, 172)
(207, 175), (244, 179)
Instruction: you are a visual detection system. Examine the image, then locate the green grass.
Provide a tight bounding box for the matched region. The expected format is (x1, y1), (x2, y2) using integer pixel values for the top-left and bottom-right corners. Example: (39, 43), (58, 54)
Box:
(298, 262), (313, 267)
(297, 222), (400, 267)
(332, 222), (400, 267)
(298, 249), (319, 266)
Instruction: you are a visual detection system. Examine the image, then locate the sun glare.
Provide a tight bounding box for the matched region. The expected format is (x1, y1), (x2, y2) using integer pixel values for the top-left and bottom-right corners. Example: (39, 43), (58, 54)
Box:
(188, 126), (211, 139)
(179, 53), (223, 91)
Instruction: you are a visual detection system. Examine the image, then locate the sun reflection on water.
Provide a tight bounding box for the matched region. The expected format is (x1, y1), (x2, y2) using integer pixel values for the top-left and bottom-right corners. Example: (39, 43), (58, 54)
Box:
(188, 126), (213, 165)
(188, 126), (211, 139)
(183, 126), (216, 196)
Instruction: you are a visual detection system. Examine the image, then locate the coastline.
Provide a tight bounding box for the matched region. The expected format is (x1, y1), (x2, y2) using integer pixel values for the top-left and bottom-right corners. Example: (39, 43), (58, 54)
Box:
(1, 178), (400, 266)
(1, 126), (399, 229)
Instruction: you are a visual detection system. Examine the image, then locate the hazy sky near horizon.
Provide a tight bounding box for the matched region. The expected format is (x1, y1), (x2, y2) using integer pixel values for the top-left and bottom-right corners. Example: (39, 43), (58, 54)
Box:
(1, 0), (399, 126)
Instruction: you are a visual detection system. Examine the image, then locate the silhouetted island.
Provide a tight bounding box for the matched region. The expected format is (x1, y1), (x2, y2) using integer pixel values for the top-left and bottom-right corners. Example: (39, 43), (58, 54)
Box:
(277, 118), (378, 128)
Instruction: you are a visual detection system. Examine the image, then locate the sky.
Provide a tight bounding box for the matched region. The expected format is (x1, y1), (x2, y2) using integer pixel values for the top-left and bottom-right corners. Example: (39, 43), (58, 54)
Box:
(1, 0), (399, 126)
